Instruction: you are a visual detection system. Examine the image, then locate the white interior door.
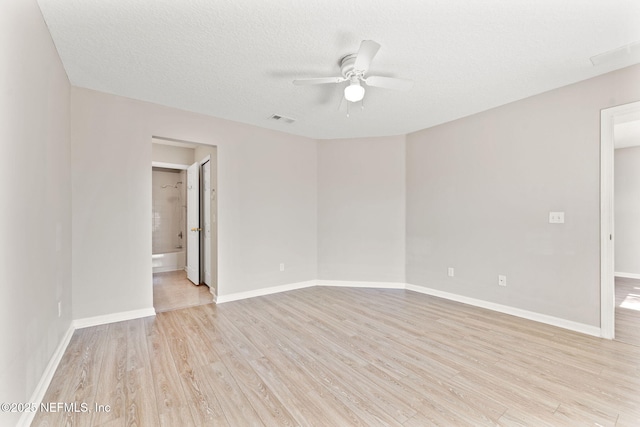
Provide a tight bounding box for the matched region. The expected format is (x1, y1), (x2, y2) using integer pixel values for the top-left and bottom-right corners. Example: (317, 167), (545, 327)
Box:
(203, 160), (212, 286)
(186, 161), (200, 285)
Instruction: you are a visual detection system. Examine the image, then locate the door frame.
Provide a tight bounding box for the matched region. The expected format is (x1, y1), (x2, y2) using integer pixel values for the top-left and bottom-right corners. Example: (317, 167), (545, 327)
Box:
(199, 155), (211, 286)
(600, 100), (640, 339)
(151, 137), (218, 299)
(186, 161), (201, 284)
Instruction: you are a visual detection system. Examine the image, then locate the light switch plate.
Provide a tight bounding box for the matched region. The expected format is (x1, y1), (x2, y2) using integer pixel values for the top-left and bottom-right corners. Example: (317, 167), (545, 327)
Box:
(549, 212), (565, 223)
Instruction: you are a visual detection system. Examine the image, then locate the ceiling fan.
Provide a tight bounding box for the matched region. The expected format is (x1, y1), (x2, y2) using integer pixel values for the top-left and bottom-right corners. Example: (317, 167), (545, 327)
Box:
(293, 40), (413, 103)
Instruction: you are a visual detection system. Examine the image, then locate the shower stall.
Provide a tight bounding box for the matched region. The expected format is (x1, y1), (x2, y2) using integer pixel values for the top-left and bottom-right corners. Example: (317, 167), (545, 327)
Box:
(152, 167), (187, 273)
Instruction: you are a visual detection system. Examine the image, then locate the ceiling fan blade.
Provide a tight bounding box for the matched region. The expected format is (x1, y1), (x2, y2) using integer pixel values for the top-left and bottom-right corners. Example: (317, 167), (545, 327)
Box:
(353, 40), (381, 72)
(364, 76), (413, 91)
(293, 77), (346, 86)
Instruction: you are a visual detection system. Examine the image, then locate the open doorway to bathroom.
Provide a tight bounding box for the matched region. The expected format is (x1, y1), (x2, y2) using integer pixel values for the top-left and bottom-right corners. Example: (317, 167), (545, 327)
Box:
(151, 137), (218, 312)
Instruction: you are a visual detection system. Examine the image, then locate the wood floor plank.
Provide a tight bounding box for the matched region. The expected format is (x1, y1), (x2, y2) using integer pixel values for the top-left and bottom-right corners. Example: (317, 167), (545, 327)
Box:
(232, 299), (410, 425)
(144, 316), (196, 427)
(158, 310), (227, 426)
(552, 402), (618, 427)
(153, 270), (213, 313)
(212, 310), (302, 426)
(91, 321), (127, 426)
(31, 332), (86, 426)
(34, 286), (640, 426)
(616, 412), (640, 427)
(493, 358), (620, 422)
(200, 361), (266, 426)
(240, 298), (412, 424)
(32, 326), (109, 427)
(205, 304), (370, 426)
(166, 307), (266, 426)
(123, 319), (160, 427)
(242, 293), (494, 426)
(497, 407), (560, 427)
(255, 299), (473, 424)
(220, 298), (395, 426)
(194, 310), (332, 426)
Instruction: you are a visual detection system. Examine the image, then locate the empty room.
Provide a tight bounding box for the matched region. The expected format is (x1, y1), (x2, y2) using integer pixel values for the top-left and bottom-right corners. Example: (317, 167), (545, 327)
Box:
(2, 0), (640, 426)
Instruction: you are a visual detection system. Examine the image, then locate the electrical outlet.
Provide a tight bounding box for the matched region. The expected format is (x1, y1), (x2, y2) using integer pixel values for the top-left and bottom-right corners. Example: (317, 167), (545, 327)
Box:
(58, 301), (62, 317)
(498, 275), (507, 287)
(549, 212), (565, 224)
(448, 267), (455, 277)
(280, 263), (284, 272)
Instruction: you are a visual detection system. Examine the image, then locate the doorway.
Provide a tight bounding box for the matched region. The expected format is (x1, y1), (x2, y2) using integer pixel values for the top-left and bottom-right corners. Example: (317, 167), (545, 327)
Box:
(600, 100), (640, 342)
(151, 137), (218, 312)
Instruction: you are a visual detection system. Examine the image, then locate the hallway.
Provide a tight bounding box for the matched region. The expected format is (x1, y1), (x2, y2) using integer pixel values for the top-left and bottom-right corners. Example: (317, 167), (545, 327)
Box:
(153, 270), (213, 313)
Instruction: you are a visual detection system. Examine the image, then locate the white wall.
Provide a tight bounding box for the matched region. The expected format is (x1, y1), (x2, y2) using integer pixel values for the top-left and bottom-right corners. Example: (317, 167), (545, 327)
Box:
(70, 64), (640, 327)
(615, 146), (640, 275)
(0, 1), (71, 425)
(318, 136), (406, 282)
(406, 64), (640, 327)
(71, 87), (317, 319)
(152, 142), (195, 165)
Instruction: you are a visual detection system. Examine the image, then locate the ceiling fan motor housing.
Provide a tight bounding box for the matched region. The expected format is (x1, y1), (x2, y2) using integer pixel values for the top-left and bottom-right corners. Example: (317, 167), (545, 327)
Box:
(340, 53), (364, 79)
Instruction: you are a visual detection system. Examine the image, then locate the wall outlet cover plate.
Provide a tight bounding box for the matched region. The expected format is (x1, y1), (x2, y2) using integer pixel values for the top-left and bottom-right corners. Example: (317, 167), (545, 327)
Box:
(549, 212), (565, 223)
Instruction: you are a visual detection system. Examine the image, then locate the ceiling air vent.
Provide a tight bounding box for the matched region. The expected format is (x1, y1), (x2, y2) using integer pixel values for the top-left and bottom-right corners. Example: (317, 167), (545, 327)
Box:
(590, 41), (640, 66)
(269, 114), (296, 124)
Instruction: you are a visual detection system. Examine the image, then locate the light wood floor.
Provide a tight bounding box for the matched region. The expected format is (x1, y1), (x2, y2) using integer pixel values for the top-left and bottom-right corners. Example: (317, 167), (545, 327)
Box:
(33, 287), (640, 426)
(153, 270), (213, 313)
(615, 277), (640, 347)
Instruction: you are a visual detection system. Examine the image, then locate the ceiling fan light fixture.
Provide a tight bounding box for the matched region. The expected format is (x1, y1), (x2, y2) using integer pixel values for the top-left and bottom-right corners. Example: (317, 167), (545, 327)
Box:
(344, 81), (365, 102)
(293, 40), (413, 107)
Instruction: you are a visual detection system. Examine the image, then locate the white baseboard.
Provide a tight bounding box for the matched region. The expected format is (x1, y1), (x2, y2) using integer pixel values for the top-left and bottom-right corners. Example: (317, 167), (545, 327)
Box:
(72, 307), (156, 329)
(152, 266), (185, 274)
(615, 271), (640, 280)
(218, 279), (600, 337)
(18, 307), (155, 426)
(216, 280), (318, 303)
(317, 280), (406, 289)
(405, 283), (601, 337)
(316, 280), (407, 289)
(216, 279), (405, 303)
(17, 324), (75, 427)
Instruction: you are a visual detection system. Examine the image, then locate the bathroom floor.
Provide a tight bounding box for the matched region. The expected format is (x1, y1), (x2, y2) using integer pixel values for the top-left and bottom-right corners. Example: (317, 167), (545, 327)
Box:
(153, 270), (214, 313)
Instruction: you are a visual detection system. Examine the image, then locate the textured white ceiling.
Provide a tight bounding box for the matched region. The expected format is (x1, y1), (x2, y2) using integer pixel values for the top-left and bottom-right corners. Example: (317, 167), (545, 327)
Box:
(37, 0), (640, 139)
